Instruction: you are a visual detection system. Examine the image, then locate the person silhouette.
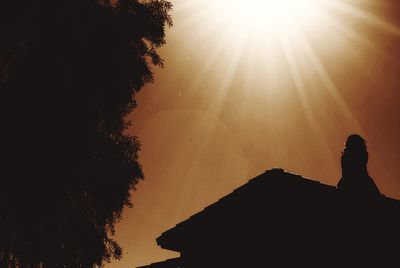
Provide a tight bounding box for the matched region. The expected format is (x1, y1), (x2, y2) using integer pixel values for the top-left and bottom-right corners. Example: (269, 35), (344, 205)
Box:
(337, 134), (381, 197)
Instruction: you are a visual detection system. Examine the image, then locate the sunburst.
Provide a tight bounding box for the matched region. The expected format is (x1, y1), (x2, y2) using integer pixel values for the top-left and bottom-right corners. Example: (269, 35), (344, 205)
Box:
(169, 0), (400, 159)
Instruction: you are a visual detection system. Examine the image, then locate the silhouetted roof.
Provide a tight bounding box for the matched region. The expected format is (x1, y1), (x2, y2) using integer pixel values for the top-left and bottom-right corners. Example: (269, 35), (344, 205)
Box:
(137, 257), (180, 268)
(156, 168), (399, 252)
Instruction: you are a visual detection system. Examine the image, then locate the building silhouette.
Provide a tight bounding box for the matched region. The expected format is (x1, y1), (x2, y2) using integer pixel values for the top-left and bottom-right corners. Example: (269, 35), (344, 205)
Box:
(139, 136), (400, 267)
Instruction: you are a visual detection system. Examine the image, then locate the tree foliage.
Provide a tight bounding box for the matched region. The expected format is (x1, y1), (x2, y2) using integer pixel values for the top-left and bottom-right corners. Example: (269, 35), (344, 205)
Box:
(0, 0), (172, 266)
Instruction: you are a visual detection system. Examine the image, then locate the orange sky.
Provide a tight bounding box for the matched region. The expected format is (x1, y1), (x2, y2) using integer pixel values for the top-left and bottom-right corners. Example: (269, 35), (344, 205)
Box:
(108, 0), (400, 267)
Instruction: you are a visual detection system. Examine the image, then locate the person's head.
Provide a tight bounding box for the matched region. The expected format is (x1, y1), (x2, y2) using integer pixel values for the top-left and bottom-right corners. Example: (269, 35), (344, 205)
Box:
(342, 134), (368, 173)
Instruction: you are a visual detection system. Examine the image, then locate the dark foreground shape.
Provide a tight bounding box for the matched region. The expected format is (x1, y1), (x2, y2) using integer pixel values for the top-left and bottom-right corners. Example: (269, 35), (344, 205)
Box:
(139, 168), (400, 267)
(137, 257), (180, 268)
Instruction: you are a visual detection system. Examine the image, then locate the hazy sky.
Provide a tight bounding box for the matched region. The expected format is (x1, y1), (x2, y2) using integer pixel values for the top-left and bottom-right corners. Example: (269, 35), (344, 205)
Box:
(108, 0), (400, 267)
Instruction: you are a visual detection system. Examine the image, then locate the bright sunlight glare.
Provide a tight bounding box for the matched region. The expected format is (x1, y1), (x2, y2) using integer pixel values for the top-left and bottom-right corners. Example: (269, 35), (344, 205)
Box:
(168, 0), (400, 160)
(214, 0), (322, 33)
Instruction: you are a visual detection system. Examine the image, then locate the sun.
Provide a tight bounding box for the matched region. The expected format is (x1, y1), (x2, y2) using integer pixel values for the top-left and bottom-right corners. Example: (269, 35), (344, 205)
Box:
(213, 0), (322, 34)
(171, 0), (400, 140)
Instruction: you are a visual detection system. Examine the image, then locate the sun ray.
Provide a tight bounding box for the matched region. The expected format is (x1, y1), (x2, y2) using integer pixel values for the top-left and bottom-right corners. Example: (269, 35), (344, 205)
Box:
(171, 36), (249, 219)
(321, 12), (376, 51)
(186, 28), (243, 96)
(295, 29), (364, 132)
(280, 33), (334, 168)
(325, 0), (400, 38)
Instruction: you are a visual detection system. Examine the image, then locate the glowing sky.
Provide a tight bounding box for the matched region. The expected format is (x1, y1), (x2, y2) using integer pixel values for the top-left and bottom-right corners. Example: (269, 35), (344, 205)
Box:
(107, 0), (400, 267)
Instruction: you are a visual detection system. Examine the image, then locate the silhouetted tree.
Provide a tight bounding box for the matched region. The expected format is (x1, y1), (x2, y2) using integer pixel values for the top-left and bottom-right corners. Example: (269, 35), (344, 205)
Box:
(0, 0), (172, 266)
